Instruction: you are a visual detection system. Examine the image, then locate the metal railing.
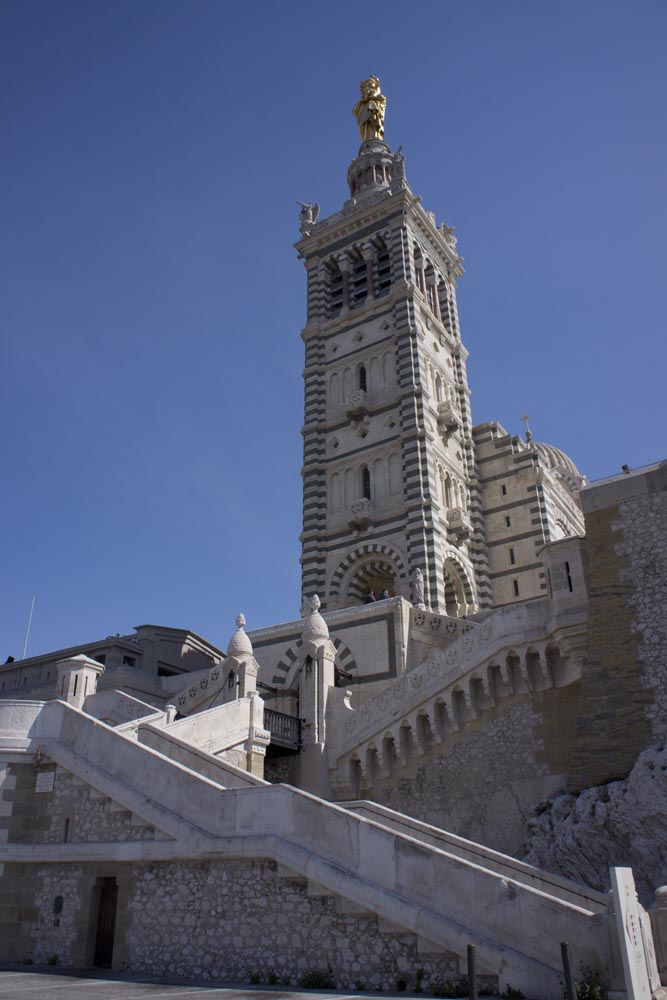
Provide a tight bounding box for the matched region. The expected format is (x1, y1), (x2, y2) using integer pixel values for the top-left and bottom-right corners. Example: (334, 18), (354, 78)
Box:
(264, 709), (302, 750)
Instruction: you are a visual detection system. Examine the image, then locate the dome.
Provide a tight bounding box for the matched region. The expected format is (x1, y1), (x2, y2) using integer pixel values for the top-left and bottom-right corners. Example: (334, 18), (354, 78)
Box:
(535, 442), (581, 480)
(534, 442), (586, 495)
(226, 613), (253, 658)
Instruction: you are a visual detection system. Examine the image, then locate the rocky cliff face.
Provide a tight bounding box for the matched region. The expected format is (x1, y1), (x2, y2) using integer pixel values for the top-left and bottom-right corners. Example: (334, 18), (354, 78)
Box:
(523, 744), (667, 906)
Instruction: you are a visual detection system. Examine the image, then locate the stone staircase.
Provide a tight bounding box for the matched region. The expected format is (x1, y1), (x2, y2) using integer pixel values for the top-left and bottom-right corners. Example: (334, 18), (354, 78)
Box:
(0, 697), (628, 999)
(327, 599), (586, 793)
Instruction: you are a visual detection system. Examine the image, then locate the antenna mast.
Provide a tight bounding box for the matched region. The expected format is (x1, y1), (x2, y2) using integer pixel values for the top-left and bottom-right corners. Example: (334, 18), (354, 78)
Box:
(22, 593), (36, 660)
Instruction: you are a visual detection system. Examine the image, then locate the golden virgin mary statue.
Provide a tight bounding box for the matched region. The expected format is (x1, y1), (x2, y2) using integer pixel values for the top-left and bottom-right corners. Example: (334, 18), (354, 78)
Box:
(352, 76), (387, 143)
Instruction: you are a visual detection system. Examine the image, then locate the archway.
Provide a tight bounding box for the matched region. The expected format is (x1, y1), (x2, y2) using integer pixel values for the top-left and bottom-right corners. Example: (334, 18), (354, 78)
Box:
(443, 555), (476, 616)
(330, 542), (407, 607)
(347, 557), (396, 603)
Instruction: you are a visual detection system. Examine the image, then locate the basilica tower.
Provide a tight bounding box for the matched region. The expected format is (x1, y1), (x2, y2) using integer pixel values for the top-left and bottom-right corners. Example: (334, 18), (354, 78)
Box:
(296, 79), (488, 615)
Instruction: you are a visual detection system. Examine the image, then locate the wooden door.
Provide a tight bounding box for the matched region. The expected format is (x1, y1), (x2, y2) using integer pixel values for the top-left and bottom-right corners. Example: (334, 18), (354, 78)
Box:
(93, 877), (118, 968)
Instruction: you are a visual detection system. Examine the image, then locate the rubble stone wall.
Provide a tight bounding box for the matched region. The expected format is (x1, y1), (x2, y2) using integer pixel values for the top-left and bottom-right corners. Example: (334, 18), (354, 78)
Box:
(366, 689), (580, 856)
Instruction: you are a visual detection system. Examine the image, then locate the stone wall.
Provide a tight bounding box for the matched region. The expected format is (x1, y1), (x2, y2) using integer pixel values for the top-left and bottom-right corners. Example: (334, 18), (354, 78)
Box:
(366, 688), (580, 855)
(264, 754), (300, 785)
(6, 857), (488, 992)
(569, 463), (667, 790)
(37, 768), (167, 844)
(615, 483), (667, 739)
(126, 859), (464, 990)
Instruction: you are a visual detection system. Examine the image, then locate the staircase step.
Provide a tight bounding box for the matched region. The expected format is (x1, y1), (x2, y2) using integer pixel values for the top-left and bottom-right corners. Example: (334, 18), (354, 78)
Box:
(417, 935), (450, 955)
(335, 896), (372, 916)
(306, 879), (333, 898)
(377, 916), (417, 942)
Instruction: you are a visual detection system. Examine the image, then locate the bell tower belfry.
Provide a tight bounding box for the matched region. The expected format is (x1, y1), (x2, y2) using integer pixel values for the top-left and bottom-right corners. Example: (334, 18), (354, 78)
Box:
(296, 79), (487, 616)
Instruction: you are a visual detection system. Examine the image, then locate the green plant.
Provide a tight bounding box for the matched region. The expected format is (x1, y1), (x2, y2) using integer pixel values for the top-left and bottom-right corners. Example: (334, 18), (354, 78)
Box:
(415, 968), (425, 993)
(268, 971), (278, 985)
(249, 972), (261, 985)
(354, 981), (366, 991)
(46, 954), (59, 966)
(500, 987), (524, 1000)
(396, 978), (407, 992)
(576, 966), (604, 1000)
(299, 966), (336, 990)
(432, 976), (468, 998)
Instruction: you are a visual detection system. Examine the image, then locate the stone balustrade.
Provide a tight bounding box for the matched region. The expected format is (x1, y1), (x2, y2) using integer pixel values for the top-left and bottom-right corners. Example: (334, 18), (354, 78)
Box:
(350, 497), (373, 515)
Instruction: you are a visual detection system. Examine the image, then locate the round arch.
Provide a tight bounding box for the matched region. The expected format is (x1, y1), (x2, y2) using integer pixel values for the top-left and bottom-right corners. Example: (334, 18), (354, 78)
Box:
(443, 554), (476, 616)
(330, 542), (408, 606)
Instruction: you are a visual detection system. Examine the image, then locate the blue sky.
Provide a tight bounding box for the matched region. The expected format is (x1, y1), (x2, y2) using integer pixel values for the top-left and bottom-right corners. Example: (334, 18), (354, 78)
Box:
(1, 0), (665, 658)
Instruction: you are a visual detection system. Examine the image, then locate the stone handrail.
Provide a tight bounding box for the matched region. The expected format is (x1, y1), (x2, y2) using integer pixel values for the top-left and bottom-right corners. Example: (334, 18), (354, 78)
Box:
(137, 723), (265, 790)
(342, 800), (608, 912)
(0, 698), (621, 998)
(410, 609), (477, 641)
(84, 689), (166, 731)
(150, 696), (269, 757)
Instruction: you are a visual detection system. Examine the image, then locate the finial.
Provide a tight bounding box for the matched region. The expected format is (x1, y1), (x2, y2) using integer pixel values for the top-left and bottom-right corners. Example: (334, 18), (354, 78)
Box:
(520, 412), (533, 443)
(227, 613), (253, 658)
(301, 593), (329, 640)
(353, 76), (387, 143)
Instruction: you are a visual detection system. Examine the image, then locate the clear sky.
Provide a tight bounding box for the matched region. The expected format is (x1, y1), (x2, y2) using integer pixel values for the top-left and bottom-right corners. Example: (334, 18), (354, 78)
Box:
(1, 0), (665, 659)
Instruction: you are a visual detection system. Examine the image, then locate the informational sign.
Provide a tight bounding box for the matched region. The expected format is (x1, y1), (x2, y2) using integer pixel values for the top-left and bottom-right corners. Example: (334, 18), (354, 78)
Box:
(35, 771), (55, 793)
(610, 866), (660, 1000)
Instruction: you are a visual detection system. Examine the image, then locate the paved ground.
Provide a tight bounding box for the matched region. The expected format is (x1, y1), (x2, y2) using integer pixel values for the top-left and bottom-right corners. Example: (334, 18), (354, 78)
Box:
(0, 969), (463, 1000)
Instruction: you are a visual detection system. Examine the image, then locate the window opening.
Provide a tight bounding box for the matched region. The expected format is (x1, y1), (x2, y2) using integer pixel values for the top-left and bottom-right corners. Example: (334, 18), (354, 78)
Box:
(329, 265), (343, 315)
(361, 466), (372, 500)
(376, 245), (391, 295)
(358, 365), (367, 392)
(509, 547), (516, 565)
(512, 579), (520, 597)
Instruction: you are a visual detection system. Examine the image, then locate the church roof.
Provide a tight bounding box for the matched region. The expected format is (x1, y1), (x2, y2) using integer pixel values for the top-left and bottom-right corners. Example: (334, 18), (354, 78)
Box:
(534, 441), (584, 489)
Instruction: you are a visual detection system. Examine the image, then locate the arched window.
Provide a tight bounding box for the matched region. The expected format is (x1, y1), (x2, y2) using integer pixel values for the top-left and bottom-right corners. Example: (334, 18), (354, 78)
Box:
(329, 262), (343, 315)
(358, 364), (367, 392)
(361, 465), (372, 500)
(375, 240), (391, 296)
(350, 253), (367, 308)
(414, 244), (426, 293)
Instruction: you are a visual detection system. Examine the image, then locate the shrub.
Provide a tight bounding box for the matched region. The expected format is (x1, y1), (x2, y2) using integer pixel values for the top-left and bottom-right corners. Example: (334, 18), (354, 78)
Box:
(432, 976), (468, 998)
(299, 967), (336, 990)
(576, 966), (605, 1000)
